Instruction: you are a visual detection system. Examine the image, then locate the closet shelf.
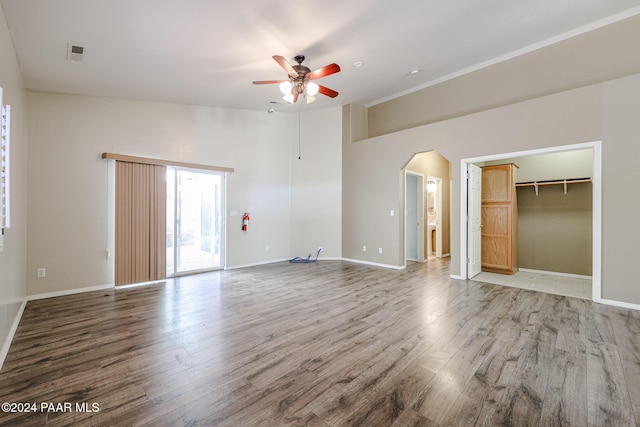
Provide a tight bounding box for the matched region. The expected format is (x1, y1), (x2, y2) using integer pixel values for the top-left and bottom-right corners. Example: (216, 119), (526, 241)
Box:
(515, 177), (591, 195)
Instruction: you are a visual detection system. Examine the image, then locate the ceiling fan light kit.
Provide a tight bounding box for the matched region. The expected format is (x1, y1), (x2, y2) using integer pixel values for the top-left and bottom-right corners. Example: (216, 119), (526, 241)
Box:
(253, 55), (340, 105)
(306, 81), (319, 96)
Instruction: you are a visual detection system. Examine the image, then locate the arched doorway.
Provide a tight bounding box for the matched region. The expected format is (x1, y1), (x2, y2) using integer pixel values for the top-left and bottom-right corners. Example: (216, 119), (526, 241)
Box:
(403, 150), (452, 266)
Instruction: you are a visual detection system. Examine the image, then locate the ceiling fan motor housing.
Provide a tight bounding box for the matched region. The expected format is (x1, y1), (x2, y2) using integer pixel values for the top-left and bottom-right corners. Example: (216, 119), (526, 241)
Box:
(292, 55), (310, 78)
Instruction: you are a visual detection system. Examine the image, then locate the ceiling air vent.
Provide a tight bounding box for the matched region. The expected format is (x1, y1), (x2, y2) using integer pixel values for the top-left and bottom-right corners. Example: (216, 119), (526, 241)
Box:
(67, 44), (85, 62)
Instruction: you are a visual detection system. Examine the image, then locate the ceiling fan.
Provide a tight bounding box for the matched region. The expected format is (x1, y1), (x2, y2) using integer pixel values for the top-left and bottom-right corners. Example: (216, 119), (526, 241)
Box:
(253, 55), (340, 104)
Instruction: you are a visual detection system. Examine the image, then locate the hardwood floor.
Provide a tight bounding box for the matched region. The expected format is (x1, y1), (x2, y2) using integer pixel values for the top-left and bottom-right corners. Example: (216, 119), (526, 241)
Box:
(1, 259), (639, 426)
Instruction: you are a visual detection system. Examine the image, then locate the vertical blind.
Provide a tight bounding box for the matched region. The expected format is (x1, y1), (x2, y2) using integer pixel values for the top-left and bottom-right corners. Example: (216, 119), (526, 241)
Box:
(115, 161), (166, 286)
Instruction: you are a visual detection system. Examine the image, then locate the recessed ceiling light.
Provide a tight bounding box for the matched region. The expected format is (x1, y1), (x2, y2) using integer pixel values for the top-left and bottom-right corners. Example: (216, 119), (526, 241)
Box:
(354, 61), (364, 67)
(409, 69), (421, 75)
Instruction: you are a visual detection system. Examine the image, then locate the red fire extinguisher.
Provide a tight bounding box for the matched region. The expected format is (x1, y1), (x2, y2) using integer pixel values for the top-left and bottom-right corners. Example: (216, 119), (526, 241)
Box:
(242, 212), (250, 231)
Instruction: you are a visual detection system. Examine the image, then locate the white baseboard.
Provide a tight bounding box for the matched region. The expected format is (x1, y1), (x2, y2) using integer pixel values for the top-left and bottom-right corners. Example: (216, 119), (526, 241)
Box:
(518, 268), (592, 281)
(342, 258), (406, 270)
(225, 256), (346, 270)
(228, 257), (410, 271)
(600, 298), (640, 312)
(450, 274), (465, 280)
(0, 298), (27, 371)
(27, 283), (115, 301)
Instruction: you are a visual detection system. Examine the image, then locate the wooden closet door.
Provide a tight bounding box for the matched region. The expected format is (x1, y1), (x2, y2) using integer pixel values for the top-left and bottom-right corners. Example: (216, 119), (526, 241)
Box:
(481, 205), (512, 271)
(481, 164), (518, 274)
(482, 166), (512, 202)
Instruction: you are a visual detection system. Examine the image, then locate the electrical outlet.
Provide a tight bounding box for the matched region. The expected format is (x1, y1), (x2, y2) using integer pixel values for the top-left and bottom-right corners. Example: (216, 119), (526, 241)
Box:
(363, 245), (367, 252)
(37, 268), (46, 278)
(318, 246), (323, 252)
(378, 247), (383, 254)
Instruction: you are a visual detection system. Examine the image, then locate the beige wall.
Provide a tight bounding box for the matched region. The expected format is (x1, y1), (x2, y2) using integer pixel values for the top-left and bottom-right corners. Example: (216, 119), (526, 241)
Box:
(290, 107), (342, 258)
(517, 183), (592, 276)
(601, 74), (640, 304)
(0, 4), (28, 364)
(26, 93), (342, 295)
(343, 73), (640, 305)
(405, 151), (451, 256)
(367, 14), (640, 138)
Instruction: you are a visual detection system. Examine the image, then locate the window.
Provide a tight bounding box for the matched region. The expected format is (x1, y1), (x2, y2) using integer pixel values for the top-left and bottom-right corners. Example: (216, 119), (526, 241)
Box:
(0, 88), (10, 252)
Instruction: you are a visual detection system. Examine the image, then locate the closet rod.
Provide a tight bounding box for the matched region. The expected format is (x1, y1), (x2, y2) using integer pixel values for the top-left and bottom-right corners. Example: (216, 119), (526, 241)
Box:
(515, 177), (591, 187)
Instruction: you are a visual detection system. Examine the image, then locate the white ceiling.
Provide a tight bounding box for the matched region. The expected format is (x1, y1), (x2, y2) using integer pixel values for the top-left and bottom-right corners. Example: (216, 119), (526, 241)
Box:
(2, 0), (640, 112)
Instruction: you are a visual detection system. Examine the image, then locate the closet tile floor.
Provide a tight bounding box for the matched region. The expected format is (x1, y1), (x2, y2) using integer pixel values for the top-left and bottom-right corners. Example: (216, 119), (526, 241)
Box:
(474, 270), (592, 300)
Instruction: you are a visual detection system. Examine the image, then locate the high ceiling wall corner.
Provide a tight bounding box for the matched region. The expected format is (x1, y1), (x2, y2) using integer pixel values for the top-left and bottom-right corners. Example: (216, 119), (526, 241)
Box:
(342, 103), (369, 144)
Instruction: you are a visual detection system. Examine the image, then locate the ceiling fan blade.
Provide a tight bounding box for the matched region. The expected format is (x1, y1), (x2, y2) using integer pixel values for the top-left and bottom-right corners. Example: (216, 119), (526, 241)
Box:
(318, 85), (339, 98)
(273, 55), (298, 77)
(307, 63), (341, 80)
(252, 80), (286, 85)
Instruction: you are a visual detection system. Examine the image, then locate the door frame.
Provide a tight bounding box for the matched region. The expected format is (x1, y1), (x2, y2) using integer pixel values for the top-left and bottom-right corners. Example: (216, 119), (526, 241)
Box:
(405, 170), (425, 264)
(167, 166), (227, 277)
(459, 140), (602, 302)
(426, 176), (444, 259)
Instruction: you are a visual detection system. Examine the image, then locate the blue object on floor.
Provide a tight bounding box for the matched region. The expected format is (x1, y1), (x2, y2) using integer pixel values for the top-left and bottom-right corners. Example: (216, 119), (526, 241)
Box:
(290, 248), (322, 263)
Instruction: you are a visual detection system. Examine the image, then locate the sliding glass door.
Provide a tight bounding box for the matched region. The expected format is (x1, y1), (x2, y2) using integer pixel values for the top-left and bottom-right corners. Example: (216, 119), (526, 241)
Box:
(166, 167), (225, 276)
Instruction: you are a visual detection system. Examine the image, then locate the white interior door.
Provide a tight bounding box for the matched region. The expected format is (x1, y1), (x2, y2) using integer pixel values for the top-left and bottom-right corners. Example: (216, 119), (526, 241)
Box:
(468, 164), (482, 278)
(405, 171), (424, 263)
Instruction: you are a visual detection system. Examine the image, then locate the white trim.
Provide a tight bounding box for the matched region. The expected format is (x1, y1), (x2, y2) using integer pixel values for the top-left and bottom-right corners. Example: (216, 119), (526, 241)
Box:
(591, 142), (602, 303)
(459, 141), (598, 165)
(342, 258), (406, 270)
(167, 167), (227, 276)
(460, 141), (602, 303)
(450, 274), (464, 280)
(459, 160), (470, 281)
(0, 298), (27, 371)
(519, 268), (592, 281)
(433, 177), (443, 259)
(600, 299), (640, 312)
(27, 283), (115, 301)
(366, 6), (640, 108)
